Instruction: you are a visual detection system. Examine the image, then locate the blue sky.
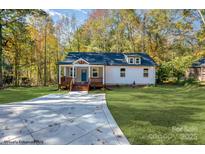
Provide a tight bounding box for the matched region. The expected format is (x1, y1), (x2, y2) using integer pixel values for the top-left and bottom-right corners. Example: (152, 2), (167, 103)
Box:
(45, 9), (92, 25)
(45, 9), (202, 32)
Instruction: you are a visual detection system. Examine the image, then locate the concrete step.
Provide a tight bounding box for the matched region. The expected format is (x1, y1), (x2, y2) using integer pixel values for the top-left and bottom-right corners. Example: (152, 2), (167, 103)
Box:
(71, 84), (89, 91)
(68, 91), (88, 95)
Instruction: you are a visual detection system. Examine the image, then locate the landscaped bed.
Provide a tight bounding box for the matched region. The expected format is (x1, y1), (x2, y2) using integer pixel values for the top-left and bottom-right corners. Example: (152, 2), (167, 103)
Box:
(92, 85), (205, 144)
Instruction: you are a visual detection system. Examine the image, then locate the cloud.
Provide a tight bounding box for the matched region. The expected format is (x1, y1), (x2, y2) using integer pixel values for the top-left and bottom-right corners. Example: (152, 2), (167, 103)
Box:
(76, 9), (88, 15)
(44, 9), (66, 18)
(43, 9), (89, 26)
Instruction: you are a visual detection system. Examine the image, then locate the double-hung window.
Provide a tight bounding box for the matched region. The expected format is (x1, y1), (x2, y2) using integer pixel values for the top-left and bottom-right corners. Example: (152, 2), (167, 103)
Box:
(129, 58), (134, 64)
(69, 67), (75, 77)
(135, 57), (141, 64)
(120, 68), (126, 77)
(143, 68), (149, 77)
(92, 68), (99, 78)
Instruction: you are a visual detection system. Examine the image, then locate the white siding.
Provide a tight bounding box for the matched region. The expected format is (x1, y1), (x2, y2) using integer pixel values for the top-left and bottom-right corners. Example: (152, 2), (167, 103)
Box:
(105, 66), (156, 85)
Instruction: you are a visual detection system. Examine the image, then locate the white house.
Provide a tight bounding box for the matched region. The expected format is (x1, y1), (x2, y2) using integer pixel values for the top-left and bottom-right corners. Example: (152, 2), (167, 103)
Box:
(58, 52), (157, 91)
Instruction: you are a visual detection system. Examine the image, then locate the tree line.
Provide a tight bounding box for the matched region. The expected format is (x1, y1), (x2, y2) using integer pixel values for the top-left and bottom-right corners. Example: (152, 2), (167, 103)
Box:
(69, 10), (205, 83)
(0, 9), (205, 88)
(0, 9), (77, 88)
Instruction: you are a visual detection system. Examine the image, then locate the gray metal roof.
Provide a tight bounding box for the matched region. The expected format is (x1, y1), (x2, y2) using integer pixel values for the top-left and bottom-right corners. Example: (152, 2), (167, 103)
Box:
(191, 57), (205, 67)
(58, 52), (157, 66)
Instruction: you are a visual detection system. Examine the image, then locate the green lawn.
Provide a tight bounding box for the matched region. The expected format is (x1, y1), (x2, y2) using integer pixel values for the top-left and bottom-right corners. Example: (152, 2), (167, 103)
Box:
(0, 86), (66, 104)
(1, 85), (205, 144)
(92, 85), (205, 144)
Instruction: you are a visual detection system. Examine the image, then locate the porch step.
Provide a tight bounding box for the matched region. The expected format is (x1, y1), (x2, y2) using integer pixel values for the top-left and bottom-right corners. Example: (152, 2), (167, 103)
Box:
(71, 84), (89, 91)
(69, 91), (88, 95)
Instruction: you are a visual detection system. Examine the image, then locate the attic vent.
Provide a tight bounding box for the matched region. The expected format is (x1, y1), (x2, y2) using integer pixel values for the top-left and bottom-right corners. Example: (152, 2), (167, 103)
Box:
(73, 58), (89, 64)
(77, 60), (87, 64)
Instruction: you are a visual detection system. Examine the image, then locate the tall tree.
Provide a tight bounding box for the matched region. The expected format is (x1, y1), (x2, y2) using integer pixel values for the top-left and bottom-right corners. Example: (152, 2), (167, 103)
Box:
(44, 16), (48, 86)
(0, 9), (46, 88)
(0, 18), (2, 88)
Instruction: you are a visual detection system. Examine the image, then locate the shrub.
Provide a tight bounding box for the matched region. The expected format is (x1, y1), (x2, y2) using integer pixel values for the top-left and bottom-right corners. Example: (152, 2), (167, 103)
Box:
(157, 55), (196, 83)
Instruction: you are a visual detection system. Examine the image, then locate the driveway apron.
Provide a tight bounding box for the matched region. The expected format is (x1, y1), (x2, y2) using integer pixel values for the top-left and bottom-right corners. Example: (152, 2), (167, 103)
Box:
(0, 91), (129, 145)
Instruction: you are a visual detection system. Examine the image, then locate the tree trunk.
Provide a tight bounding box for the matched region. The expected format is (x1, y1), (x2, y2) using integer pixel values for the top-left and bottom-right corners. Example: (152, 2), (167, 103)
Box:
(198, 10), (205, 25)
(44, 25), (47, 86)
(37, 65), (40, 86)
(141, 14), (146, 52)
(14, 50), (19, 87)
(48, 56), (51, 83)
(0, 21), (3, 88)
(77, 28), (80, 51)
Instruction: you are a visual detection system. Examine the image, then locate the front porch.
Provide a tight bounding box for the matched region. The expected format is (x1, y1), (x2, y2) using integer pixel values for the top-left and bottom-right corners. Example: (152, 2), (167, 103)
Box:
(58, 64), (105, 91)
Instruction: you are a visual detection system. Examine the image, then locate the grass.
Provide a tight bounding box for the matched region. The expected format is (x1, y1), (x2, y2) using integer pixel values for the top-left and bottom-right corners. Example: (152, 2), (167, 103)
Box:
(91, 85), (205, 144)
(1, 85), (205, 144)
(0, 86), (66, 104)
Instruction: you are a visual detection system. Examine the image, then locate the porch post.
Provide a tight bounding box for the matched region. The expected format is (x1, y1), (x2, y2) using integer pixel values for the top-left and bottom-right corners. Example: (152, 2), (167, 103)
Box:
(72, 65), (75, 82)
(88, 65), (90, 80)
(64, 66), (66, 77)
(59, 65), (61, 84)
(102, 65), (105, 85)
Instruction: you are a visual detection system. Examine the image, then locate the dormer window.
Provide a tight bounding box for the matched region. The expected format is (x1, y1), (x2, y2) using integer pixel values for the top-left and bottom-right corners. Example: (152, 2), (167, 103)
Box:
(135, 57), (141, 64)
(129, 58), (134, 64)
(127, 57), (141, 64)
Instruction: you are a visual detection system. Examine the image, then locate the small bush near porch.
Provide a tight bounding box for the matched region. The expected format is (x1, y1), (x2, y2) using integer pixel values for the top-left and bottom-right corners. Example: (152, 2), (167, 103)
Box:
(92, 85), (205, 144)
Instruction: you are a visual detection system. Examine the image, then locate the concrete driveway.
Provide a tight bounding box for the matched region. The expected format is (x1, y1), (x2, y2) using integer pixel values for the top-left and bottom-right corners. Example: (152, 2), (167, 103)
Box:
(0, 92), (129, 145)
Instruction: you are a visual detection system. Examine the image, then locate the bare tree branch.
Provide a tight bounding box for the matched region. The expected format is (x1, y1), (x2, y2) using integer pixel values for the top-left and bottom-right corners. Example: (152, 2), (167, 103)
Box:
(197, 10), (205, 25)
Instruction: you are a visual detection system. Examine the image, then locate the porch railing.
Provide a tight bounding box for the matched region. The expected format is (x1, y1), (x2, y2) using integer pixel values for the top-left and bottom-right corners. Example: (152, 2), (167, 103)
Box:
(69, 78), (74, 91)
(59, 76), (72, 89)
(89, 77), (103, 88)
